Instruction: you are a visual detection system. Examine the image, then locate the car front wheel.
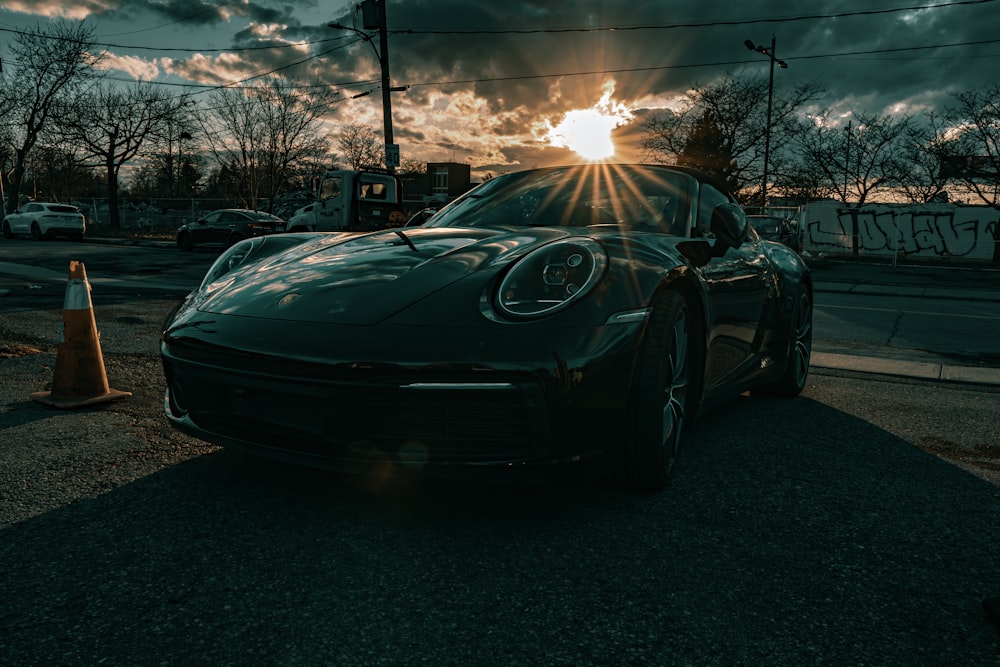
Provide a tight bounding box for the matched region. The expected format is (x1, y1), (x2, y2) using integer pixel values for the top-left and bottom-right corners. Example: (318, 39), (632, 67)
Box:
(619, 290), (698, 491)
(31, 222), (43, 240)
(761, 283), (812, 396)
(177, 232), (194, 251)
(2, 221), (11, 239)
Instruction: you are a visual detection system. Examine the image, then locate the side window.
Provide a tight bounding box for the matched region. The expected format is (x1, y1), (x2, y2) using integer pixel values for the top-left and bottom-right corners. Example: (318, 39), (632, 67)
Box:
(694, 183), (730, 238)
(320, 177), (342, 201)
(360, 181), (388, 200)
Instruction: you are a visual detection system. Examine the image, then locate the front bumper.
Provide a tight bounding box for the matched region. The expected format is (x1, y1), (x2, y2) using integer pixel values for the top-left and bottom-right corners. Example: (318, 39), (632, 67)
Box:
(161, 317), (647, 473)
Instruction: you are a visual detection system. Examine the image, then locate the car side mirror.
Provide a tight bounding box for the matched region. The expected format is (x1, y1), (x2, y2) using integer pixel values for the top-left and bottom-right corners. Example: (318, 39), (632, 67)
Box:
(710, 203), (749, 252)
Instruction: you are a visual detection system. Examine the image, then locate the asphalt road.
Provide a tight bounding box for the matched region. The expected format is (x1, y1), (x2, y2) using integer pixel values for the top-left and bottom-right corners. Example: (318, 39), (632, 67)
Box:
(2, 350), (999, 665)
(1, 240), (999, 665)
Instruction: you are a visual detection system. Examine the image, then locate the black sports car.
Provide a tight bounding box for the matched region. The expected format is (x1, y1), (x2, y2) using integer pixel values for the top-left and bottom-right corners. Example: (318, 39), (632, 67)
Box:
(176, 209), (286, 251)
(161, 164), (812, 490)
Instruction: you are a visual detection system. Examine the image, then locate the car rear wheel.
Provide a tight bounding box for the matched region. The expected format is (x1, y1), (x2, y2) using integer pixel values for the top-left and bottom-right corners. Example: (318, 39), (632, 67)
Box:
(227, 231), (248, 246)
(31, 222), (43, 240)
(760, 284), (812, 396)
(619, 290), (697, 491)
(2, 221), (11, 239)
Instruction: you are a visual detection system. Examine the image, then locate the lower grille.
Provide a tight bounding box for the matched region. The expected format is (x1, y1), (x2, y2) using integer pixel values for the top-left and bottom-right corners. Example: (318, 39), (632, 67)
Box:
(166, 360), (549, 463)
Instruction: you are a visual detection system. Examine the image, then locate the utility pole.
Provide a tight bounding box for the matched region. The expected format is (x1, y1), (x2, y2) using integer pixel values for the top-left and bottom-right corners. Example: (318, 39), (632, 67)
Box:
(361, 0), (398, 173)
(844, 120), (852, 203)
(331, 1), (402, 173)
(744, 36), (787, 210)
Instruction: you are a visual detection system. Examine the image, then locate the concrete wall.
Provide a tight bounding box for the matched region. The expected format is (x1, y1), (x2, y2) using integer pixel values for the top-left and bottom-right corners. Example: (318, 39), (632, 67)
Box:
(799, 201), (1000, 263)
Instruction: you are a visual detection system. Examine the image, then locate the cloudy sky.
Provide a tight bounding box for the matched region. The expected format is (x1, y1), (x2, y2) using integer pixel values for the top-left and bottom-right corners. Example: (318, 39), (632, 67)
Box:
(1, 0), (997, 176)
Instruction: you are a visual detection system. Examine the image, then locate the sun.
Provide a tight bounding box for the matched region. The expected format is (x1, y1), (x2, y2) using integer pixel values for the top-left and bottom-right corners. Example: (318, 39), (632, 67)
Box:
(545, 81), (634, 161)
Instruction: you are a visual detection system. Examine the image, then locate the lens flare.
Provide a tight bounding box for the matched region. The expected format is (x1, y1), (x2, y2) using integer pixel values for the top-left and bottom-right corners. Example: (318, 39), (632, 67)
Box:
(545, 81), (634, 161)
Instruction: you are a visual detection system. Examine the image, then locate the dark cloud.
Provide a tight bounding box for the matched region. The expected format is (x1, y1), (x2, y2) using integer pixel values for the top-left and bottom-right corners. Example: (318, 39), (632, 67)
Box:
(364, 1), (998, 116)
(5, 0), (997, 170)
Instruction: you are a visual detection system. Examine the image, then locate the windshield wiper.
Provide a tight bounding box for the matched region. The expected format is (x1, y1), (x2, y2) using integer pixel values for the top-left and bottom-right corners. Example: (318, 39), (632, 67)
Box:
(393, 229), (418, 252)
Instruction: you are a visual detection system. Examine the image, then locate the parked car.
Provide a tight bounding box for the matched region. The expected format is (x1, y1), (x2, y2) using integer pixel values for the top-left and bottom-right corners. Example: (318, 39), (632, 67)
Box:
(161, 164), (812, 491)
(749, 214), (801, 253)
(176, 209), (286, 251)
(2, 202), (86, 241)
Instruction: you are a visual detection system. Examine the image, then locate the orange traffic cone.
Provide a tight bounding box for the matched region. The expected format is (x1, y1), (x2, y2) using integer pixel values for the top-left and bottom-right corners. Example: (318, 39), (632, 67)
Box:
(30, 261), (131, 408)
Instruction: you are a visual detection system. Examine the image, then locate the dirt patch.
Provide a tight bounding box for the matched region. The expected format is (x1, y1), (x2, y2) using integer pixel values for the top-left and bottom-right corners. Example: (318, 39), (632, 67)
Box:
(0, 343), (45, 359)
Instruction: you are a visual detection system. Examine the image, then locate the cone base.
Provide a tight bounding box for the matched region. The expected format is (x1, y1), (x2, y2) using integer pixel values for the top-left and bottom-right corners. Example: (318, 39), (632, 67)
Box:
(30, 388), (132, 409)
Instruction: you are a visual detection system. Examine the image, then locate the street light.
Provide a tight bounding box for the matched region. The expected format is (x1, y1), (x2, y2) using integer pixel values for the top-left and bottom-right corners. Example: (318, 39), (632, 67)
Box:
(330, 0), (403, 172)
(745, 36), (787, 209)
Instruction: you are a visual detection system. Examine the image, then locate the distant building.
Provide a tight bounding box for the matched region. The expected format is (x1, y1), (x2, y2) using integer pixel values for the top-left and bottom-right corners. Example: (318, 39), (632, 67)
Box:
(402, 162), (472, 208)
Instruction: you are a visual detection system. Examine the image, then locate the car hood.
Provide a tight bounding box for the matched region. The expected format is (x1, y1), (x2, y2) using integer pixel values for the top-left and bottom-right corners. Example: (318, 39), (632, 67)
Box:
(192, 226), (577, 325)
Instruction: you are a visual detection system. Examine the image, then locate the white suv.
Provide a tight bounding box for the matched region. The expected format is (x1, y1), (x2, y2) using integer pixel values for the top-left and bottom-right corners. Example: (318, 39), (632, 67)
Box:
(2, 202), (87, 241)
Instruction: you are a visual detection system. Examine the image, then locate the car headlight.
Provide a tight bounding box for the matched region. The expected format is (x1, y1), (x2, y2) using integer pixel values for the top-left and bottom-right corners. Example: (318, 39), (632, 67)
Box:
(495, 238), (608, 318)
(200, 237), (265, 289)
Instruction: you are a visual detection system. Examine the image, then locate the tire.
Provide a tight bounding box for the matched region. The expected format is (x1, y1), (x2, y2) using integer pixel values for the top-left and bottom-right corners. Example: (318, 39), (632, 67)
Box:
(177, 232), (194, 251)
(31, 222), (43, 240)
(761, 283), (812, 396)
(227, 231), (248, 247)
(2, 221), (11, 239)
(619, 290), (698, 491)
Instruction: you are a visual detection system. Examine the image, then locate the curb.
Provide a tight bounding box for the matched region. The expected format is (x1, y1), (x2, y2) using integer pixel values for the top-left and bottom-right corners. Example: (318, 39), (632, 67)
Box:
(812, 352), (1000, 387)
(814, 281), (1000, 304)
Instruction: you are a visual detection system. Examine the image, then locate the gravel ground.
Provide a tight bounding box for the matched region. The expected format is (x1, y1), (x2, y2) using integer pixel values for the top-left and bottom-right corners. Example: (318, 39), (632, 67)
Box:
(0, 300), (216, 527)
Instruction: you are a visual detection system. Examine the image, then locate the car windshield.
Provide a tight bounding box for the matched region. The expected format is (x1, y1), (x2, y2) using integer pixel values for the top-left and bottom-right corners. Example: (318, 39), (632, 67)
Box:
(424, 165), (694, 235)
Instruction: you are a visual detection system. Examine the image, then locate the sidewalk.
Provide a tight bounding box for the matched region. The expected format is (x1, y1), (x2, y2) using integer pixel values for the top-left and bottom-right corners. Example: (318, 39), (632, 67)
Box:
(809, 258), (1000, 387)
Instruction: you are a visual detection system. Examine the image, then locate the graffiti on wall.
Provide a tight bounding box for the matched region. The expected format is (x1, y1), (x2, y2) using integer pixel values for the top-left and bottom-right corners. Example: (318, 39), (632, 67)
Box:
(800, 201), (999, 262)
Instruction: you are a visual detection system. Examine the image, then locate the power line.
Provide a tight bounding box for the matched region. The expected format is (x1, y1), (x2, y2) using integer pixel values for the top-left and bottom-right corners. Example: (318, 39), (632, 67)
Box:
(4, 6), (996, 120)
(391, 0), (996, 35)
(402, 37), (1000, 89)
(0, 26), (352, 53)
(0, 0), (992, 54)
(9, 34), (993, 95)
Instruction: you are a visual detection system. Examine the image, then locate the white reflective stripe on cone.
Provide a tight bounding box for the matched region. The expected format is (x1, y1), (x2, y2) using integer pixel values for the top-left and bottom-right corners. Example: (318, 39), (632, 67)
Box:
(62, 278), (93, 311)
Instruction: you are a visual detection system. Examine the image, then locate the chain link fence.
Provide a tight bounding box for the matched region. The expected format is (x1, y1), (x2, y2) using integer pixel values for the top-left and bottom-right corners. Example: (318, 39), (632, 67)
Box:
(79, 198), (237, 232)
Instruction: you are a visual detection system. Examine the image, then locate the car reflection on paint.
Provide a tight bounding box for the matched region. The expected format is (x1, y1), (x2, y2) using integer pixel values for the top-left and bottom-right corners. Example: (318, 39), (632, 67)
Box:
(749, 214), (802, 253)
(161, 164), (813, 491)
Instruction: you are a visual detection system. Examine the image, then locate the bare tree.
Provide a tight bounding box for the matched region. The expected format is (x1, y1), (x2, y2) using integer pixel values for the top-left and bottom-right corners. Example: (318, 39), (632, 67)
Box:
(932, 86), (1000, 210)
(897, 118), (952, 204)
(790, 111), (913, 205)
(200, 78), (332, 211)
(21, 143), (101, 203)
(2, 21), (100, 213)
(336, 123), (383, 170)
(138, 99), (201, 198)
(54, 83), (178, 228)
(257, 78), (332, 211)
(677, 111), (737, 192)
(640, 74), (822, 204)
